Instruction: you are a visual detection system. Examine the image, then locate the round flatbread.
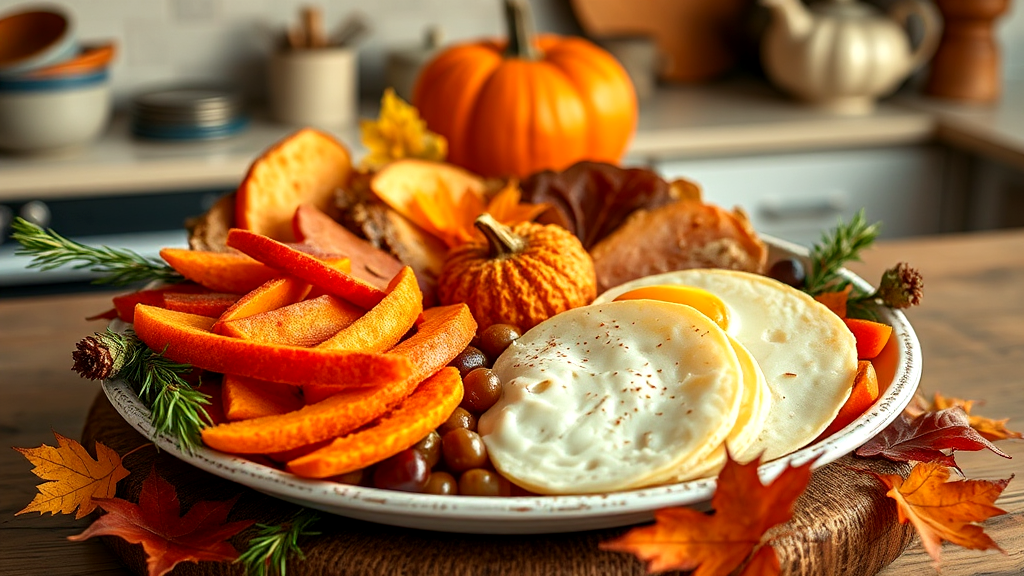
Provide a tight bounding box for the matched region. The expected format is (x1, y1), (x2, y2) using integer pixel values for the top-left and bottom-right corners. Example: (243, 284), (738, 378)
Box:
(479, 300), (743, 494)
(598, 269), (858, 461)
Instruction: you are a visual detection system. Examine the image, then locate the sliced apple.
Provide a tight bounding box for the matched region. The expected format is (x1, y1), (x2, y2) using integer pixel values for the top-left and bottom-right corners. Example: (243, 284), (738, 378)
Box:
(236, 128), (352, 242)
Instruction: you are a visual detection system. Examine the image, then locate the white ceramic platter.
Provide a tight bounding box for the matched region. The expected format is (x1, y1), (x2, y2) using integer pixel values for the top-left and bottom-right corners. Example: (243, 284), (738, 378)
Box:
(102, 236), (921, 534)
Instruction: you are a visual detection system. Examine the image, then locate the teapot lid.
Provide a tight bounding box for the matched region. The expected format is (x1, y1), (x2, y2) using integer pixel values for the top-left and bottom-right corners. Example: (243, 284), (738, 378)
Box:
(811, 0), (879, 18)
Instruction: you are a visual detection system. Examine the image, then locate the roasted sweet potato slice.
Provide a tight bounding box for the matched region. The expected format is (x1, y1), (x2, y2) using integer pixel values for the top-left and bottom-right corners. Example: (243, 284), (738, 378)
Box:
(132, 305), (412, 388)
(201, 304), (476, 454)
(217, 295), (365, 347)
(292, 203), (404, 290)
(236, 128), (352, 242)
(286, 367), (464, 478)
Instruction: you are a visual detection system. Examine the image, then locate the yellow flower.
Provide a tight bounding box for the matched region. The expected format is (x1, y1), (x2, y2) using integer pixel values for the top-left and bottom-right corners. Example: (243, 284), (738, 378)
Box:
(360, 88), (447, 170)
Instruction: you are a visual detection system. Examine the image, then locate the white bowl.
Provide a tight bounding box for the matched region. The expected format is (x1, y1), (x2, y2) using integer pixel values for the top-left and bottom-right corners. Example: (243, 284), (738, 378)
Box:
(0, 71), (110, 152)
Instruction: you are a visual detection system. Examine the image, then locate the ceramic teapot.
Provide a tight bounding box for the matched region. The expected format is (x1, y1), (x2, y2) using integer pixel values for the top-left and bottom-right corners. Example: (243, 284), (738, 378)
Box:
(761, 0), (942, 114)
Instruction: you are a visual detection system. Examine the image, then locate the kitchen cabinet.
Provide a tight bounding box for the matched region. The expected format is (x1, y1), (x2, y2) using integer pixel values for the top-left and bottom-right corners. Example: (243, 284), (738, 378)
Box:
(654, 145), (945, 247)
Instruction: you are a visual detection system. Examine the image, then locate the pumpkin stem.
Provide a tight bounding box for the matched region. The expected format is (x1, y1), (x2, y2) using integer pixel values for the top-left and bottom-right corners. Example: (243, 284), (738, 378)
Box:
(475, 213), (526, 258)
(504, 0), (540, 60)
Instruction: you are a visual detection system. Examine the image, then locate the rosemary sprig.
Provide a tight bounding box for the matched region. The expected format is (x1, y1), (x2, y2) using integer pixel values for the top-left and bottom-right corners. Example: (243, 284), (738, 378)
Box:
(237, 509), (320, 576)
(73, 328), (212, 452)
(10, 217), (182, 286)
(804, 209), (880, 297)
(801, 211), (923, 319)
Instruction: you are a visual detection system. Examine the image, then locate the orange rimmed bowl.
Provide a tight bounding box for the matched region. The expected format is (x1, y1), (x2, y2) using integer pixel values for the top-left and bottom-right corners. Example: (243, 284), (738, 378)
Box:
(0, 7), (77, 77)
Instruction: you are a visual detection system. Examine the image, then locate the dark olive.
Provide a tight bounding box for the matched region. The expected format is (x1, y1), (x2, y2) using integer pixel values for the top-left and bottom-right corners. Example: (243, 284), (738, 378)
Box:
(477, 324), (521, 361)
(437, 407), (477, 436)
(423, 471), (458, 495)
(449, 345), (490, 377)
(461, 367), (503, 413)
(441, 428), (488, 472)
(372, 449), (429, 492)
(412, 430), (442, 469)
(458, 468), (511, 496)
(768, 258), (806, 288)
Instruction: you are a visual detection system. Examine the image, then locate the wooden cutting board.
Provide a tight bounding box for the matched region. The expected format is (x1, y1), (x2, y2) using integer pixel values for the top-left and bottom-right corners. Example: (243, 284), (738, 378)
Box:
(81, 392), (915, 576)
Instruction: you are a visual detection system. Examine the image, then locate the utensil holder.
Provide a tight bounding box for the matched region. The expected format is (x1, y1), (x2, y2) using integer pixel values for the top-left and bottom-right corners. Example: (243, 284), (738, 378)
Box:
(268, 48), (356, 128)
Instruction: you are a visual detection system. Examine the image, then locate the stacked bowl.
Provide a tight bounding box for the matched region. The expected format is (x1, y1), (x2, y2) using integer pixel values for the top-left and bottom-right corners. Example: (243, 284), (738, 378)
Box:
(0, 7), (115, 153)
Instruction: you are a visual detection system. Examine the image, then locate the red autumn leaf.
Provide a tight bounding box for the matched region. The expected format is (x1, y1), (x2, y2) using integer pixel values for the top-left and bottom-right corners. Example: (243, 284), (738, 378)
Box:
(855, 407), (1009, 468)
(913, 392), (1024, 442)
(69, 466), (253, 576)
(600, 454), (814, 576)
(871, 462), (1011, 567)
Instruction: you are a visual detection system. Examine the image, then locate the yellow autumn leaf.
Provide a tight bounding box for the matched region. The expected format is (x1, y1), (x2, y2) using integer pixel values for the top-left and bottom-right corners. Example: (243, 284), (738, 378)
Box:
(15, 431), (131, 519)
(360, 88), (446, 170)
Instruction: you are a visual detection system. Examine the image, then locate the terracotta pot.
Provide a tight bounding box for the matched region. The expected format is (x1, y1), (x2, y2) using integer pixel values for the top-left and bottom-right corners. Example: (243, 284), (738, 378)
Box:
(925, 0), (1011, 102)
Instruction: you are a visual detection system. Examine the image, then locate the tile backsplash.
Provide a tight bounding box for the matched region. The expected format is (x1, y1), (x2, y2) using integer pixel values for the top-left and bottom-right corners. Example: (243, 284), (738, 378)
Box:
(0, 0), (1020, 110)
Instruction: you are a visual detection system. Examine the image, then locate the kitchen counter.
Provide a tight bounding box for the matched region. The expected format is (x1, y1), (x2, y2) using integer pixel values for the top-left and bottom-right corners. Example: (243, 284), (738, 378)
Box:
(898, 80), (1024, 172)
(5, 79), (1024, 203)
(1, 229), (1023, 575)
(0, 80), (940, 201)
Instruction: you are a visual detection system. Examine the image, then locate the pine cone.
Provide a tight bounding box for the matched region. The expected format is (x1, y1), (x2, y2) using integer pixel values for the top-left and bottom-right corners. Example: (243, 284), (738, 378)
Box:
(72, 331), (129, 380)
(878, 262), (924, 308)
(72, 335), (114, 380)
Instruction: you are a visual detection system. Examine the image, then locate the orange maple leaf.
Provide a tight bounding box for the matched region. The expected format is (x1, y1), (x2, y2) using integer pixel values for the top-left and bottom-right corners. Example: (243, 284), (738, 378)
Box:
(15, 431), (131, 519)
(410, 179), (548, 248)
(871, 462), (1011, 567)
(907, 392), (1023, 442)
(69, 466), (253, 576)
(601, 455), (814, 576)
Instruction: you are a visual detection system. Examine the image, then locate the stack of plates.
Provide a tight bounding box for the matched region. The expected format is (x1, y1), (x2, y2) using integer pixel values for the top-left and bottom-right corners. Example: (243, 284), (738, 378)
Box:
(131, 86), (247, 141)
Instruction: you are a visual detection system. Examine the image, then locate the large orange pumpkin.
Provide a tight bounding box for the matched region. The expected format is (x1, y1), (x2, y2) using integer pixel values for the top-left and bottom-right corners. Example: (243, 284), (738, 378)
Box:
(412, 0), (637, 179)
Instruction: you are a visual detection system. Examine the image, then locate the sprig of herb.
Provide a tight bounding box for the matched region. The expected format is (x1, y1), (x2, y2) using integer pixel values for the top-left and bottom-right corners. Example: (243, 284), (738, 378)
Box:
(72, 328), (211, 452)
(237, 509), (320, 576)
(804, 210), (880, 297)
(802, 211), (923, 319)
(10, 217), (182, 286)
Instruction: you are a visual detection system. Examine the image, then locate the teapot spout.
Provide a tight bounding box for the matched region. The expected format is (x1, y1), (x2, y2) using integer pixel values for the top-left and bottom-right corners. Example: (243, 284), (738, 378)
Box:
(761, 0), (814, 41)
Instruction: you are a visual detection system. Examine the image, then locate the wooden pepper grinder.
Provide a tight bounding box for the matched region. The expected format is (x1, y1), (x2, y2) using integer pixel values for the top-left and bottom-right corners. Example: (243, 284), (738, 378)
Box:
(925, 0), (1011, 102)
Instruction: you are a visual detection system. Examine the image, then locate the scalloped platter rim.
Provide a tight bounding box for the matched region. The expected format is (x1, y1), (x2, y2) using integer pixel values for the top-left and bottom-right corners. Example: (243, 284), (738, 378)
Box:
(101, 235), (922, 534)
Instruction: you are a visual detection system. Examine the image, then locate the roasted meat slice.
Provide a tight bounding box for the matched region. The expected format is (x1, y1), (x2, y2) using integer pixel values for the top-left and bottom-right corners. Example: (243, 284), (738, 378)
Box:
(590, 201), (767, 294)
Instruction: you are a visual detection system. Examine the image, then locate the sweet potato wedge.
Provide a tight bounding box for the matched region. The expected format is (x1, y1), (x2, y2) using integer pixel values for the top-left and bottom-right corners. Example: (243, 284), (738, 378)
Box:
(217, 294), (364, 347)
(226, 228), (385, 310)
(132, 305), (412, 388)
(201, 304), (476, 454)
(286, 367), (464, 478)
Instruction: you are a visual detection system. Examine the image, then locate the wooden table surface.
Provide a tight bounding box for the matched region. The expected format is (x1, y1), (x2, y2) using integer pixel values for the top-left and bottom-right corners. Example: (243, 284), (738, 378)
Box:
(2, 229), (1023, 576)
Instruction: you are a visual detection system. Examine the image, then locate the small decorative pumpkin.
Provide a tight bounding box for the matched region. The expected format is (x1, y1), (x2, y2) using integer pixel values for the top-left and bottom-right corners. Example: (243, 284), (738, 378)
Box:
(438, 213), (597, 331)
(412, 0), (637, 179)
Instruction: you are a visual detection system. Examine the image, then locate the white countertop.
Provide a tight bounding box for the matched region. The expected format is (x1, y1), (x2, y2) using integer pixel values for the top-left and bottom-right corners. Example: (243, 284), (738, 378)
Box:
(1, 79), (1022, 202)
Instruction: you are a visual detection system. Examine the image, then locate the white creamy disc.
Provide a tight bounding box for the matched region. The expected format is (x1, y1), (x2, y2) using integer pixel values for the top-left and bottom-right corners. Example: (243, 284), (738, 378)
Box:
(479, 300), (743, 494)
(597, 269), (857, 461)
